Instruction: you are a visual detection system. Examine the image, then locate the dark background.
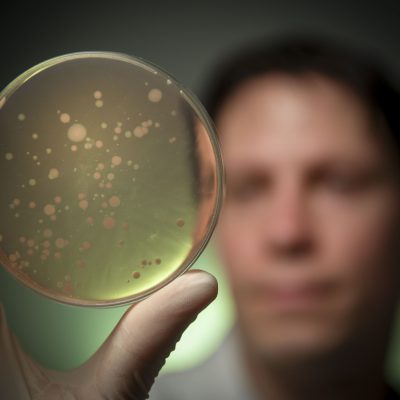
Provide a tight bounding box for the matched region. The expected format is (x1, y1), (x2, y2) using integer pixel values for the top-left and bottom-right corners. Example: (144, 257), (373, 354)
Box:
(2, 0), (400, 97)
(1, 0), (400, 389)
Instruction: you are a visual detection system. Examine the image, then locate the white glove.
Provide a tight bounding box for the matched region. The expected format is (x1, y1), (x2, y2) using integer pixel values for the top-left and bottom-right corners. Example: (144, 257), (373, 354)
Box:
(0, 269), (218, 399)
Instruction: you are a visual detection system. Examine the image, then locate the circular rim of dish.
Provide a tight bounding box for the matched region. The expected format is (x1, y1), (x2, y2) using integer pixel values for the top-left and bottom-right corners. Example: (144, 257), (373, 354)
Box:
(0, 51), (225, 308)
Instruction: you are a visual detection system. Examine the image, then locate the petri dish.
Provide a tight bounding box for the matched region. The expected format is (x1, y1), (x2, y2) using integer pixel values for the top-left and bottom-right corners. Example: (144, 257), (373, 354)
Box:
(0, 51), (224, 307)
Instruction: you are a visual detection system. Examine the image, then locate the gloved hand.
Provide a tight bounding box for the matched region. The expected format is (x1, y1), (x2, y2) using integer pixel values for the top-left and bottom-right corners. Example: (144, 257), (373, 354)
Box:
(0, 269), (218, 399)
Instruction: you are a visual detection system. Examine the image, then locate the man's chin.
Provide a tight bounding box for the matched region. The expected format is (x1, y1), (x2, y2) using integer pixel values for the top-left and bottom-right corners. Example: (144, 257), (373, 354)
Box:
(242, 324), (347, 367)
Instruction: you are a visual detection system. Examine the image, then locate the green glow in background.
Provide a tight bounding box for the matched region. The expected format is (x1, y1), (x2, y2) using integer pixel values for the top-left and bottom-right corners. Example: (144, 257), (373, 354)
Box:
(0, 237), (235, 374)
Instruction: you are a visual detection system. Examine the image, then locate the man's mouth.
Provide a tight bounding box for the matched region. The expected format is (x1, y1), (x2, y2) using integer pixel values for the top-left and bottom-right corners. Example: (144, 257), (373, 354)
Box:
(257, 280), (334, 311)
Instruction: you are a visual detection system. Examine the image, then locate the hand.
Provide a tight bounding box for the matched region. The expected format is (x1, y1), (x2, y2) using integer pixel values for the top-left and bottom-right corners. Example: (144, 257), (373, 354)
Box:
(0, 269), (218, 399)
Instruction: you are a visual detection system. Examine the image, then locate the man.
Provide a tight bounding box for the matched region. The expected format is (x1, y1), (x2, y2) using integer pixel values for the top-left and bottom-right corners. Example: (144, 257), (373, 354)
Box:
(149, 37), (400, 399)
(1, 36), (400, 400)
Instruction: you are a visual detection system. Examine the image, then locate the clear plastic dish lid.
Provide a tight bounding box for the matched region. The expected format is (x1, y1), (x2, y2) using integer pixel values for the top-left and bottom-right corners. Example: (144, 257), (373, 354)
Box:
(0, 52), (224, 307)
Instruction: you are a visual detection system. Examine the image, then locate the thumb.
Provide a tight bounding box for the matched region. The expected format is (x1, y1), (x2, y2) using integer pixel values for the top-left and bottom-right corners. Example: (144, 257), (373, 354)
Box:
(88, 269), (218, 399)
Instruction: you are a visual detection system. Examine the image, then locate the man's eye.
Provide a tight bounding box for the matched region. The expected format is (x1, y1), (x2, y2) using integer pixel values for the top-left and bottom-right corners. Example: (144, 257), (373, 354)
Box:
(228, 180), (267, 201)
(322, 174), (365, 193)
(229, 185), (257, 200)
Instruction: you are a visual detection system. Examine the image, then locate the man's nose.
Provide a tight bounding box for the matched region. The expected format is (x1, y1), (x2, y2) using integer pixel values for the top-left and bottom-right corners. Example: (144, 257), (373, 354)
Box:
(261, 182), (313, 258)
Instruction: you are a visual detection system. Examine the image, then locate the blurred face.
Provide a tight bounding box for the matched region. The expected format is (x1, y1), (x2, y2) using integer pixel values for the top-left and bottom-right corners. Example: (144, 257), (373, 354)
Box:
(215, 73), (400, 365)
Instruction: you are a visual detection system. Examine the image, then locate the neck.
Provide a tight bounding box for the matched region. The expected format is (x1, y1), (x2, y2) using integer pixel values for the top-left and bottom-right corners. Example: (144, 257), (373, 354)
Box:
(237, 326), (392, 400)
